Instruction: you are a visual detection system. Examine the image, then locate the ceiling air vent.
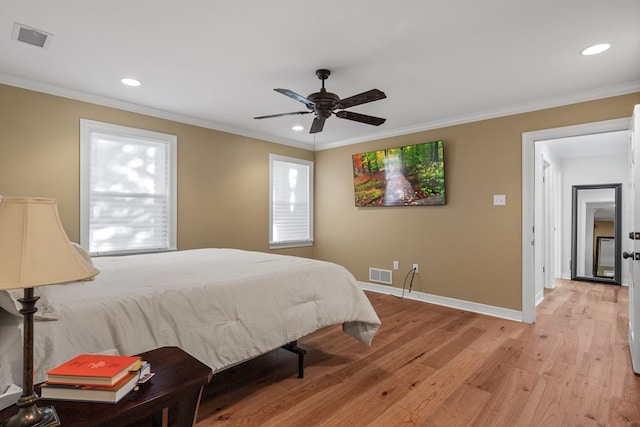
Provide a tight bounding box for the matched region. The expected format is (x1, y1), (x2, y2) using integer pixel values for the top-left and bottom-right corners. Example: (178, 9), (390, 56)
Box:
(12, 23), (53, 48)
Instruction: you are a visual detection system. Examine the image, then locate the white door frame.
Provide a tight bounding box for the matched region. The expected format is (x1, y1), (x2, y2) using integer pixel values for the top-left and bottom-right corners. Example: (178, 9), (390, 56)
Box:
(521, 117), (631, 323)
(533, 156), (552, 306)
(553, 166), (562, 280)
(628, 104), (640, 373)
(543, 160), (555, 288)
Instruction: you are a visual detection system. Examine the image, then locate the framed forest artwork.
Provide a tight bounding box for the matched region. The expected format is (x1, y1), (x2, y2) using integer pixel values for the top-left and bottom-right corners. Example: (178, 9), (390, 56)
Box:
(352, 140), (445, 207)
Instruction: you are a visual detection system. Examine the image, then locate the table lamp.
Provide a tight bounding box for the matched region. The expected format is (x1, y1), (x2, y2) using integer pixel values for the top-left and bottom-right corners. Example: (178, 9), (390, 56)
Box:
(0, 197), (99, 427)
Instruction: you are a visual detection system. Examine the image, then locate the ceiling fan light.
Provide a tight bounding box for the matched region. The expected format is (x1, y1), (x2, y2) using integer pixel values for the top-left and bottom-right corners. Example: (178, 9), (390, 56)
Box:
(581, 43), (610, 56)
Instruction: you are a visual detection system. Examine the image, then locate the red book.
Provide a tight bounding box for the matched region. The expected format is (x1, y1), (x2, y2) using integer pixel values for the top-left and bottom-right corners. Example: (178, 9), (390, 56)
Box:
(46, 354), (142, 386)
(41, 363), (151, 403)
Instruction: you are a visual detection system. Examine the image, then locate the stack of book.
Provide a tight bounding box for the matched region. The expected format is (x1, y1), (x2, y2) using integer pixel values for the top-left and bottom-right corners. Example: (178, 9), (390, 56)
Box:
(40, 354), (151, 404)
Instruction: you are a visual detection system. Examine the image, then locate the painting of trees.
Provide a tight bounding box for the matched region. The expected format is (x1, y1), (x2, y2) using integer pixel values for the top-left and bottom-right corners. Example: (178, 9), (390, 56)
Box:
(352, 140), (445, 207)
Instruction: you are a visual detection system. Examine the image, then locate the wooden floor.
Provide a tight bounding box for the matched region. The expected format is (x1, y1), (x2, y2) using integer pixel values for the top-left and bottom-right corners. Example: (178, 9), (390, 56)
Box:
(195, 280), (640, 426)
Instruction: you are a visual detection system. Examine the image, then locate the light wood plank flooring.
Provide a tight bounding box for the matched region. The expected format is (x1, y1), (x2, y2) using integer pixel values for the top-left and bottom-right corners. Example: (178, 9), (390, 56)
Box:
(195, 279), (640, 426)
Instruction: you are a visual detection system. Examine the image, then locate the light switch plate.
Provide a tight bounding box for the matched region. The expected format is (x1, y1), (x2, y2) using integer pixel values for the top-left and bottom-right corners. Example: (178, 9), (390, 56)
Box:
(493, 194), (506, 206)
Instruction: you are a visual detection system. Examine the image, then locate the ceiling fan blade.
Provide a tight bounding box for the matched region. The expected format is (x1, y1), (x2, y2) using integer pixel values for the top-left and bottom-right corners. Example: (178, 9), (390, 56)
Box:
(310, 117), (326, 134)
(335, 110), (386, 126)
(254, 111), (312, 119)
(336, 89), (386, 109)
(274, 88), (315, 107)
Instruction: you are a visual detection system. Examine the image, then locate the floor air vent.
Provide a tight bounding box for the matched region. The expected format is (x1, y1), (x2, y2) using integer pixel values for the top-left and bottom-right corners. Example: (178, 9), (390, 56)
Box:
(369, 268), (392, 285)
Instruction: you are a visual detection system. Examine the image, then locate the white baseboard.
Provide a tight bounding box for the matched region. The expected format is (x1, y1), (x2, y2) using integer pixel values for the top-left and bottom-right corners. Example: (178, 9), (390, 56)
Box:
(535, 290), (545, 307)
(358, 281), (523, 322)
(631, 328), (640, 374)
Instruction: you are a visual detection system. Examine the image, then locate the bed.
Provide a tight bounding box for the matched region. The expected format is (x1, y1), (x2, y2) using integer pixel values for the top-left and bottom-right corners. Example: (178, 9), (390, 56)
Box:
(0, 248), (381, 388)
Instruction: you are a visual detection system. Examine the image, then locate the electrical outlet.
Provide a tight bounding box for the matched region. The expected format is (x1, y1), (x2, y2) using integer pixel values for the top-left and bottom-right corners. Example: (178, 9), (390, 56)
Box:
(413, 264), (419, 273)
(393, 261), (399, 270)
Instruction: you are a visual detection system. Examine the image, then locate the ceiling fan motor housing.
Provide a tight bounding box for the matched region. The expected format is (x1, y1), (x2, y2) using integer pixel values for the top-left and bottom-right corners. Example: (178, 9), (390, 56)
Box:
(308, 89), (340, 119)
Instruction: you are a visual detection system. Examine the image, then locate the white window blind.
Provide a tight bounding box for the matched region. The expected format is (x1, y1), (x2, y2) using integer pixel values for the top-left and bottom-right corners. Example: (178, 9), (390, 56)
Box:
(269, 154), (313, 248)
(80, 119), (177, 255)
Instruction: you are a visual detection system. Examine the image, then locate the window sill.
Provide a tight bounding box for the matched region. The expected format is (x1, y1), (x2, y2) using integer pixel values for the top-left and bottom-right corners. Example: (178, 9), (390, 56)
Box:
(90, 247), (177, 257)
(269, 240), (314, 250)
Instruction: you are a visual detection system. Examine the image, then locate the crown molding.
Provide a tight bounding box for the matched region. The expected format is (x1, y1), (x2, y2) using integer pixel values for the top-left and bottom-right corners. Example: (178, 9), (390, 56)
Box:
(319, 80), (640, 151)
(0, 73), (312, 151)
(2, 73), (637, 153)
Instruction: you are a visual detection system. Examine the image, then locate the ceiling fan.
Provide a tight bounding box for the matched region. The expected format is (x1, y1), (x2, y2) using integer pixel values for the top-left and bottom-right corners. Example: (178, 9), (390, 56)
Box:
(254, 69), (386, 134)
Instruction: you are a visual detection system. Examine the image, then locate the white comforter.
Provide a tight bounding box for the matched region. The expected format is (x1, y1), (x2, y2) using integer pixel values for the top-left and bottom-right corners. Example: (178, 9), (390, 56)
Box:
(0, 249), (381, 387)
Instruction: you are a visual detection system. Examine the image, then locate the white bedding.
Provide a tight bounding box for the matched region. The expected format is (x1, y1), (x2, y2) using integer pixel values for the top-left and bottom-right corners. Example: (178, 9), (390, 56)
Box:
(0, 248), (381, 387)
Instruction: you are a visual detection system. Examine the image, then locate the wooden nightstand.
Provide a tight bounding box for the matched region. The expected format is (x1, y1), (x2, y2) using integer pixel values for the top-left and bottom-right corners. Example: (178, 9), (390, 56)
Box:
(0, 346), (212, 427)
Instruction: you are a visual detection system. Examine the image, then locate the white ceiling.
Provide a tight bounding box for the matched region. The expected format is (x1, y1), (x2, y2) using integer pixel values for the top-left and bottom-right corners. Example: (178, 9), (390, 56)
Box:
(1, 0), (639, 151)
(544, 130), (629, 159)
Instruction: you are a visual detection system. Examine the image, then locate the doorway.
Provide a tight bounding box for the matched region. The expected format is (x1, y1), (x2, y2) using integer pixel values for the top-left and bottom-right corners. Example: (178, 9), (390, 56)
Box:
(521, 118), (631, 323)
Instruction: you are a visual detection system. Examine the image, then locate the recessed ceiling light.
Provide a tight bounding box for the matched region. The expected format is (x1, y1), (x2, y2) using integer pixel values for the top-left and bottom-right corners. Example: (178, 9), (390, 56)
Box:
(121, 78), (141, 87)
(581, 43), (610, 56)
(292, 125), (304, 132)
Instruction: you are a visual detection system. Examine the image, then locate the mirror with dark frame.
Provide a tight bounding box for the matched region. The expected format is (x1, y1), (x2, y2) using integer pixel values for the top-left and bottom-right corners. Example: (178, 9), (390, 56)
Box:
(570, 183), (622, 285)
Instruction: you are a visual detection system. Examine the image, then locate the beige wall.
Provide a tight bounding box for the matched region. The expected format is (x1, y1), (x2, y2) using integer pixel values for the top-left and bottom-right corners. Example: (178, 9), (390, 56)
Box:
(0, 84), (314, 258)
(314, 93), (640, 311)
(1, 83), (638, 312)
(594, 220), (615, 241)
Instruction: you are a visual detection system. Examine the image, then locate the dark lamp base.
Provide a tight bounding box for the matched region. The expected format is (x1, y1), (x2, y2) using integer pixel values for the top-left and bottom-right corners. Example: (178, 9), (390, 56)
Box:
(0, 403), (60, 427)
(3, 289), (61, 427)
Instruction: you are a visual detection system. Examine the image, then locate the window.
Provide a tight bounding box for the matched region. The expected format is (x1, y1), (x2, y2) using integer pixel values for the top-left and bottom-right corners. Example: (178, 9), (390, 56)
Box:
(80, 119), (177, 255)
(269, 154), (313, 249)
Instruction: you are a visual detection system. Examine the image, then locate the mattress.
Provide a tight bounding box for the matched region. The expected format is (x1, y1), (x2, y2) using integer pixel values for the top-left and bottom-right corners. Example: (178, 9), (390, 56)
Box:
(0, 248), (381, 386)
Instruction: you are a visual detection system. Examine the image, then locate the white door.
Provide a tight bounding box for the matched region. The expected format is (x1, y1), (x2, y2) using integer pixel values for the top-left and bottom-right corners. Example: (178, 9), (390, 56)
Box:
(627, 104), (640, 373)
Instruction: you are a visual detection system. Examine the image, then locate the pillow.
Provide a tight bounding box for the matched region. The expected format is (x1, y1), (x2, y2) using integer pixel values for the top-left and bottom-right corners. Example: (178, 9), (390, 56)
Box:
(0, 288), (58, 321)
(70, 242), (91, 263)
(0, 242), (96, 320)
(70, 242), (98, 281)
(0, 291), (21, 317)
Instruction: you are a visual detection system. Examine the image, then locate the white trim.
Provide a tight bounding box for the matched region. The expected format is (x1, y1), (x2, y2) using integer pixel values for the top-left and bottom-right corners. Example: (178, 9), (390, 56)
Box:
(80, 119), (177, 254)
(522, 117), (632, 324)
(269, 241), (313, 249)
(268, 154), (314, 249)
(535, 290), (545, 307)
(0, 73), (312, 151)
(2, 73), (638, 152)
(358, 281), (523, 322)
(632, 329), (640, 373)
(319, 81), (640, 150)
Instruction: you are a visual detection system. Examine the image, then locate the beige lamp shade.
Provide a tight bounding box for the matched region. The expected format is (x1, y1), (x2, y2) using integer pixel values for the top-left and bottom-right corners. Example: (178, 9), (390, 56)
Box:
(0, 197), (99, 290)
